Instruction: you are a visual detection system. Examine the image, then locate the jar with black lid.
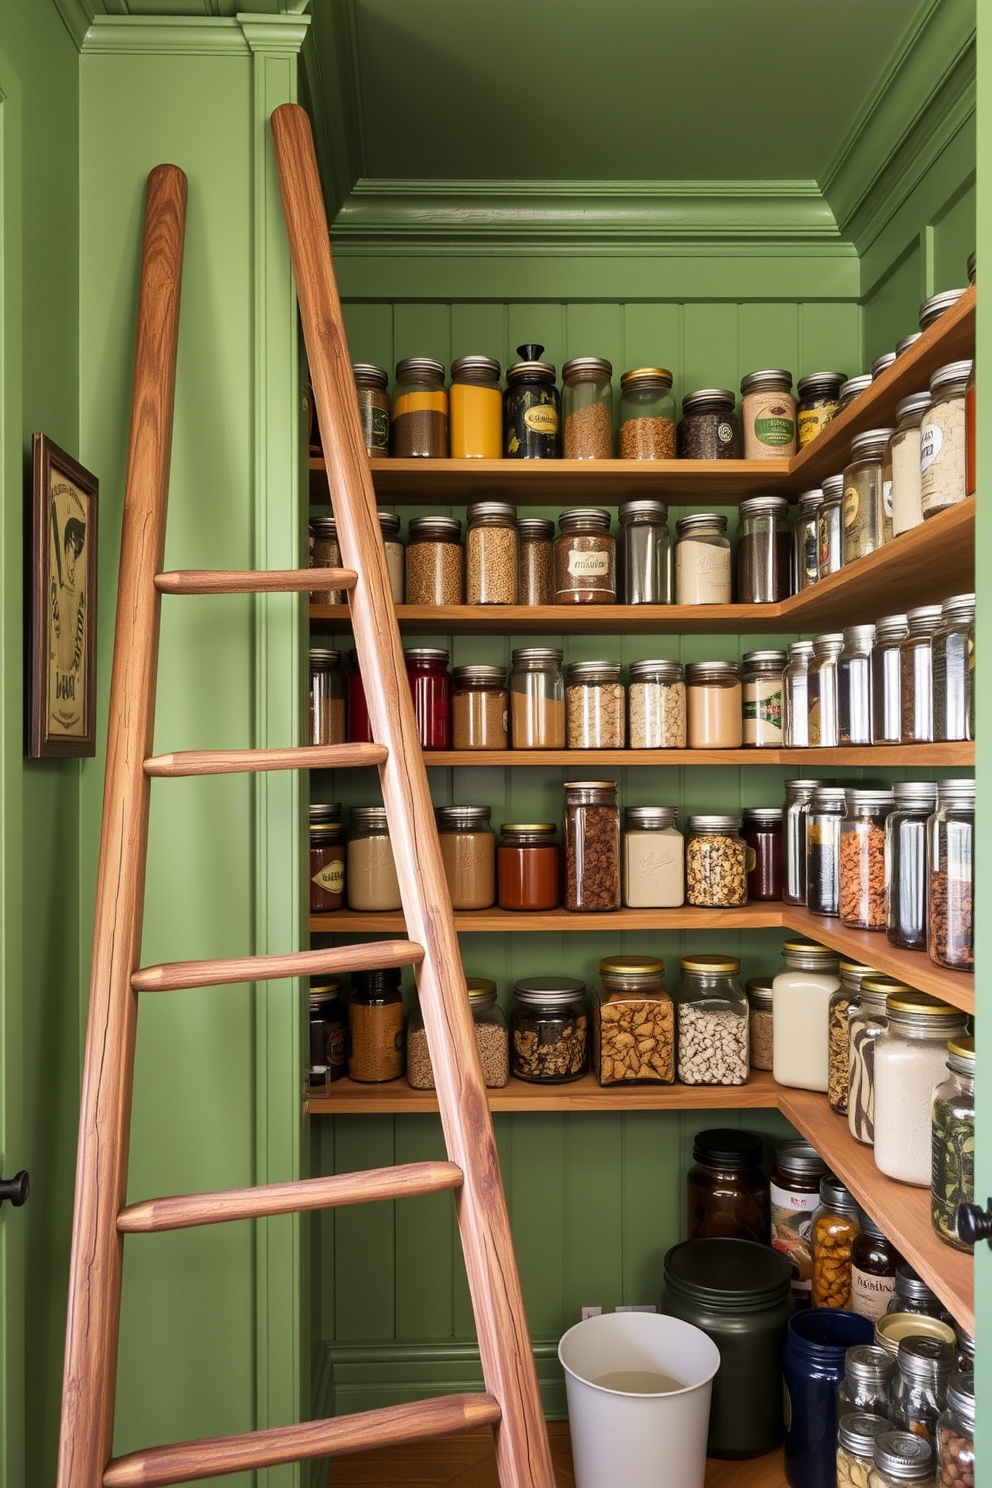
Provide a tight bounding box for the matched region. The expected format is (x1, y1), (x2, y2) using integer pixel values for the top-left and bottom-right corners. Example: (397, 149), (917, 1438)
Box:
(742, 650), (786, 748)
(348, 967), (405, 1083)
(563, 780), (620, 911)
(793, 489), (823, 592)
(805, 785), (846, 917)
(818, 472), (845, 578)
(554, 507), (616, 603)
(742, 806), (782, 900)
(807, 631), (844, 747)
(310, 802), (345, 913)
(504, 344), (560, 458)
(837, 1346), (895, 1419)
(851, 1212), (903, 1321)
(769, 1138), (828, 1306)
(618, 499), (672, 603)
(352, 363), (390, 458)
(740, 368), (796, 458)
(677, 387), (740, 459)
(783, 641), (814, 747)
(872, 614), (909, 745)
(843, 427), (896, 563)
(932, 592), (974, 742)
(738, 495), (791, 603)
(516, 517), (555, 606)
(392, 356), (447, 458)
(618, 368), (675, 458)
(562, 356), (614, 458)
(886, 781), (937, 951)
(309, 980), (347, 1090)
(900, 604), (942, 743)
(510, 977), (587, 1082)
(449, 354), (501, 459)
(838, 624), (875, 747)
(686, 1129), (770, 1244)
(783, 778), (824, 907)
(796, 371), (845, 448)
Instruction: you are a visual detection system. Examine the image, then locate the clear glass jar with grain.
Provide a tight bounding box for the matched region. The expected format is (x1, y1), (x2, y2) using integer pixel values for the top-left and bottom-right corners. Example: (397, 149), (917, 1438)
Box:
(309, 516), (346, 604)
(516, 517), (555, 605)
(407, 978), (508, 1090)
(627, 658), (685, 748)
(405, 516), (463, 605)
(618, 367), (676, 459)
(562, 356), (614, 458)
(466, 501), (517, 605)
(566, 660), (625, 748)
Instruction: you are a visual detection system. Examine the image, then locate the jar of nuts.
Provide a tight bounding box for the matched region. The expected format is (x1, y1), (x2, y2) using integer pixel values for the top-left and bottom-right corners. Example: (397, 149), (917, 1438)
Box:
(811, 1173), (860, 1309)
(840, 789), (894, 931)
(936, 1373), (975, 1488)
(685, 815), (748, 907)
(837, 1414), (893, 1488)
(510, 976), (587, 1083)
(564, 780), (621, 911)
(675, 955), (749, 1086)
(869, 1431), (935, 1487)
(591, 955), (674, 1085)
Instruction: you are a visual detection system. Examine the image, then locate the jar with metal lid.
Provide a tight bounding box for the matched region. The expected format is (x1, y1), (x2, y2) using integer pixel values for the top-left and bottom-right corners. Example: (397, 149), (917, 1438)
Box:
(516, 517), (555, 605)
(966, 357), (976, 499)
(451, 665), (508, 750)
(504, 344), (560, 459)
(740, 368), (796, 458)
(900, 605), (939, 740)
(309, 980), (347, 1089)
(618, 367), (675, 458)
(465, 501), (517, 605)
(805, 786), (845, 916)
(675, 512), (731, 604)
(891, 1337), (954, 1443)
(496, 823), (560, 911)
(784, 1309), (874, 1487)
(920, 288), (966, 331)
(737, 495), (791, 603)
(407, 977), (509, 1090)
(566, 660), (624, 748)
(627, 659), (686, 748)
(839, 788), (894, 931)
(811, 1174), (861, 1309)
(618, 499), (672, 603)
(509, 647), (565, 748)
(869, 1431), (935, 1487)
(309, 802), (345, 913)
(921, 361), (971, 518)
(622, 805), (684, 908)
(435, 805), (495, 910)
(510, 977), (587, 1082)
(353, 363), (390, 459)
(888, 392), (930, 535)
(797, 372), (845, 448)
(896, 332), (922, 357)
(685, 660), (742, 748)
(345, 650), (372, 744)
(837, 1415), (893, 1488)
(784, 641), (815, 747)
(838, 1350), (896, 1420)
(563, 780), (620, 911)
(392, 356), (447, 457)
(742, 806), (782, 900)
(794, 489), (823, 592)
(685, 815), (748, 908)
(838, 625), (875, 747)
(309, 516), (345, 604)
(807, 631), (844, 746)
(677, 387), (740, 459)
(886, 781), (937, 951)
(554, 507), (615, 603)
(955, 1329), (974, 1376)
(932, 592), (974, 742)
(772, 939), (840, 1092)
(769, 1139), (828, 1303)
(937, 1375), (975, 1488)
(405, 515), (463, 605)
(872, 352), (897, 380)
(851, 1214), (903, 1321)
(309, 648), (345, 745)
(449, 354), (501, 458)
(843, 428), (895, 562)
(346, 807), (402, 912)
(562, 356), (614, 458)
(348, 967), (405, 1083)
(746, 979), (774, 1071)
(872, 615), (910, 744)
(686, 1129), (769, 1242)
(848, 975), (900, 1148)
(927, 777), (974, 970)
(874, 992), (968, 1185)
(839, 373), (873, 412)
(742, 650), (786, 747)
(883, 1266), (950, 1323)
(931, 1035), (974, 1250)
(592, 955), (674, 1085)
(784, 778), (823, 907)
(404, 647), (450, 750)
(376, 511), (404, 603)
(829, 961), (876, 1117)
(675, 956), (748, 1085)
(818, 473), (845, 578)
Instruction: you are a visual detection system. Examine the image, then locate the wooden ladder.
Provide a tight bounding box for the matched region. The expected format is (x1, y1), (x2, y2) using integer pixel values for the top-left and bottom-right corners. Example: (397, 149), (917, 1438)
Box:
(56, 120), (555, 1488)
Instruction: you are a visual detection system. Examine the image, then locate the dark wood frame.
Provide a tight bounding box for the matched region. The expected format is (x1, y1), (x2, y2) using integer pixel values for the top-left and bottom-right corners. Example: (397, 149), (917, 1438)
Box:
(29, 433), (98, 757)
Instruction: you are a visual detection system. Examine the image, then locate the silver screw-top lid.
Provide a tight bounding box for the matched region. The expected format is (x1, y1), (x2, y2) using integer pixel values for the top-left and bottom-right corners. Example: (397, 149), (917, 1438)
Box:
(896, 332), (922, 356)
(945, 1371), (975, 1426)
(929, 359), (972, 396)
(787, 640), (815, 660)
(684, 659), (739, 680)
(676, 512), (728, 537)
(811, 786), (846, 808)
(941, 592), (975, 623)
(740, 368), (793, 396)
(353, 363), (389, 389)
(408, 515), (462, 541)
(844, 1345), (895, 1384)
(842, 624), (876, 647)
(681, 387), (735, 414)
(782, 939), (841, 971)
(839, 374), (873, 402)
(562, 356), (612, 383)
(377, 511), (401, 538)
(871, 351), (897, 378)
(349, 805), (390, 831)
(687, 814), (742, 833)
(895, 391), (931, 422)
(935, 777), (975, 805)
(309, 801), (343, 824)
(896, 1335), (954, 1384)
(784, 778), (831, 793)
(837, 1413), (892, 1459)
(811, 632), (844, 656)
(625, 805), (678, 829)
(567, 660), (622, 684)
(856, 1210), (887, 1241)
(894, 1263), (942, 1306)
(919, 288), (966, 329)
(466, 501), (517, 524)
(511, 647), (563, 664)
(309, 647), (342, 670)
(892, 781), (937, 807)
(452, 664), (506, 686)
(773, 1139), (827, 1178)
(742, 649), (788, 669)
(513, 976), (586, 1005)
(821, 472), (845, 501)
(628, 658), (682, 683)
(558, 506), (611, 532)
(875, 613), (909, 642)
(905, 604), (943, 633)
(844, 788), (895, 811)
(517, 517), (555, 541)
(818, 1173), (859, 1219)
(435, 805), (492, 831)
(450, 354), (500, 381)
(797, 371), (846, 398)
(797, 488), (823, 513)
(872, 1432), (934, 1480)
(403, 647), (450, 663)
(967, 251), (976, 285)
(741, 806), (783, 824)
(618, 499), (670, 522)
(395, 356), (445, 383)
(738, 495), (790, 519)
(850, 427), (896, 460)
(746, 977), (774, 1009)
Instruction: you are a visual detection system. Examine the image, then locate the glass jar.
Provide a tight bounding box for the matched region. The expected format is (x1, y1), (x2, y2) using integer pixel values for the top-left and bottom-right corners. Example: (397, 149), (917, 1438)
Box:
(348, 967), (405, 1083)
(900, 604), (941, 743)
(742, 807), (783, 901)
(562, 356), (614, 458)
(554, 507), (616, 604)
(685, 815), (748, 908)
(509, 647), (565, 749)
(772, 939), (840, 1092)
(843, 428), (895, 563)
(504, 344), (560, 459)
(346, 650), (372, 744)
(309, 802), (345, 913)
(346, 807), (402, 912)
(928, 777), (974, 970)
(737, 495), (791, 603)
(848, 975), (899, 1148)
(618, 367), (675, 458)
(677, 387), (740, 458)
(627, 659), (686, 748)
(884, 1265), (950, 1322)
(869, 1432), (935, 1486)
(309, 980), (347, 1090)
(685, 1129), (769, 1242)
(675, 955), (748, 1085)
(886, 782), (937, 951)
(839, 373), (873, 411)
(309, 648), (345, 746)
(565, 660), (625, 748)
(839, 788), (894, 931)
(451, 665), (508, 751)
(783, 641), (815, 747)
(435, 804), (495, 911)
(888, 392), (930, 535)
(784, 778), (823, 907)
(592, 955), (674, 1085)
(837, 1415), (893, 1488)
(828, 961), (877, 1118)
(516, 517), (555, 605)
(874, 992), (968, 1185)
(932, 592), (974, 742)
(685, 660), (742, 748)
(838, 1349), (895, 1420)
(563, 780), (620, 911)
(407, 977), (509, 1090)
(955, 1327), (975, 1376)
(496, 823), (560, 911)
(449, 354), (501, 459)
(920, 288), (967, 331)
(936, 1374), (975, 1488)
(797, 371), (845, 447)
(896, 332), (922, 356)
(921, 361), (971, 518)
(392, 356), (447, 458)
(966, 356), (976, 498)
(466, 501), (517, 605)
(404, 647), (451, 750)
(405, 515), (463, 606)
(891, 1337), (954, 1443)
(622, 805), (684, 908)
(618, 499), (673, 604)
(851, 1214), (903, 1321)
(807, 631), (844, 747)
(872, 615), (910, 745)
(838, 624), (875, 747)
(740, 368), (796, 458)
(784, 1309), (875, 1488)
(872, 352), (897, 380)
(309, 516), (346, 604)
(931, 1035), (975, 1250)
(805, 785), (846, 916)
(742, 649), (786, 747)
(811, 1174), (861, 1309)
(674, 513), (731, 604)
(510, 977), (587, 1082)
(793, 489), (823, 592)
(770, 1139), (828, 1305)
(747, 978), (774, 1072)
(818, 473), (845, 578)
(353, 363), (390, 459)
(377, 511), (404, 604)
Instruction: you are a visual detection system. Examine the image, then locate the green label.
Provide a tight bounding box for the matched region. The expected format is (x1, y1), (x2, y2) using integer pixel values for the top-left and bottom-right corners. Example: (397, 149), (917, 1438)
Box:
(754, 415), (795, 448)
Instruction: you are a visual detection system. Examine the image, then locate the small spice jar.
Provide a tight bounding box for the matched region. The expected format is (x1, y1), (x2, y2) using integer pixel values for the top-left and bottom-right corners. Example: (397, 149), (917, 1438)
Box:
(405, 516), (463, 606)
(435, 805), (495, 911)
(352, 363), (390, 459)
(565, 660), (625, 748)
(920, 287), (967, 330)
(309, 648), (345, 746)
(592, 955), (674, 1085)
(921, 361), (971, 518)
(851, 1213), (903, 1321)
(932, 592), (974, 742)
(496, 823), (560, 911)
(404, 647), (451, 750)
(807, 631), (844, 746)
(449, 354), (501, 459)
(562, 356), (614, 458)
(888, 392), (930, 535)
(309, 516), (346, 604)
(839, 788), (894, 931)
(873, 352), (897, 379)
(772, 939), (840, 1093)
(818, 473), (845, 578)
(927, 777), (974, 970)
(391, 356), (447, 458)
(685, 1129), (769, 1242)
(346, 807), (402, 912)
(793, 489), (823, 593)
(563, 780), (620, 911)
(931, 1035), (975, 1250)
(827, 960), (875, 1117)
(838, 624), (875, 747)
(874, 992), (968, 1186)
(345, 650), (372, 744)
(504, 344), (560, 459)
(839, 373), (873, 411)
(516, 517), (555, 606)
(510, 977), (587, 1082)
(685, 660), (742, 748)
(843, 428), (896, 563)
(869, 1432), (935, 1488)
(677, 387), (740, 459)
(848, 975), (898, 1148)
(618, 499), (673, 604)
(783, 778), (823, 908)
(936, 1375), (975, 1488)
(451, 665), (508, 751)
(741, 649), (787, 747)
(554, 507), (616, 604)
(309, 802), (345, 913)
(872, 614), (910, 745)
(466, 501), (517, 605)
(740, 368), (796, 458)
(377, 511), (404, 604)
(348, 967), (405, 1083)
(886, 781), (937, 951)
(674, 513), (731, 605)
(627, 659), (686, 748)
(891, 1337), (954, 1443)
(796, 371), (845, 448)
(618, 367), (676, 458)
(685, 815), (748, 908)
(737, 495), (792, 603)
(407, 977), (509, 1090)
(769, 1139), (828, 1305)
(900, 604), (942, 743)
(837, 1415), (893, 1488)
(509, 647), (565, 748)
(309, 980), (347, 1089)
(746, 979), (774, 1072)
(838, 1349), (896, 1419)
(742, 806), (783, 900)
(811, 1173), (861, 1309)
(805, 785), (846, 917)
(675, 957), (749, 1085)
(622, 805), (684, 908)
(784, 642), (815, 747)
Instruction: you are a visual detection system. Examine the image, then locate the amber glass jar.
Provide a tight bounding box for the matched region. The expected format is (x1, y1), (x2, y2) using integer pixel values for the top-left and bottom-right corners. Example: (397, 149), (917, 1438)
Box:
(496, 823), (560, 911)
(348, 967), (405, 1083)
(811, 1174), (860, 1310)
(850, 1212), (903, 1322)
(309, 802), (344, 913)
(685, 1129), (770, 1244)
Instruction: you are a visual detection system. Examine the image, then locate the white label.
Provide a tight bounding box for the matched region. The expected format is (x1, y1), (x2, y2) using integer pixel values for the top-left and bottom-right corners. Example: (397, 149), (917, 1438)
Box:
(567, 550), (610, 578)
(850, 1267), (896, 1321)
(920, 421), (943, 474)
(769, 1179), (817, 1294)
(882, 479), (893, 518)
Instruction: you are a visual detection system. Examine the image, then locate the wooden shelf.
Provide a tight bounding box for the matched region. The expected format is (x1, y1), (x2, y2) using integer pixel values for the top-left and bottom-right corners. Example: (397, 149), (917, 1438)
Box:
(414, 744), (973, 768)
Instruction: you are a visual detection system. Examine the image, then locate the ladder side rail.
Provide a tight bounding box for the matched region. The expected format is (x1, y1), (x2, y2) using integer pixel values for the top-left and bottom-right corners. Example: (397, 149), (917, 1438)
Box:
(270, 104), (555, 1488)
(57, 164), (188, 1488)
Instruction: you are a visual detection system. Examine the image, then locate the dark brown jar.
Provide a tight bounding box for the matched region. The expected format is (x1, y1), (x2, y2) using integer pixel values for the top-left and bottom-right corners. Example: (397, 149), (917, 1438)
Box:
(497, 823), (561, 911)
(677, 388), (741, 458)
(309, 803), (344, 912)
(686, 1128), (770, 1244)
(309, 981), (347, 1089)
(348, 967), (405, 1083)
(850, 1213), (903, 1322)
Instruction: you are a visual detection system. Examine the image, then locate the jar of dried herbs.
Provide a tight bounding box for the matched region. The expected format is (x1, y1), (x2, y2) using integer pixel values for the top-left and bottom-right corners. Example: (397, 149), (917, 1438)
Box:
(931, 1036), (974, 1250)
(352, 363), (390, 458)
(564, 780), (621, 911)
(504, 344), (560, 459)
(677, 387), (740, 459)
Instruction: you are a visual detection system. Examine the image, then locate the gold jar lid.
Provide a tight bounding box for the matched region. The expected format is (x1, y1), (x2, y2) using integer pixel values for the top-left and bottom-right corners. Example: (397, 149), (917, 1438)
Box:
(681, 954), (741, 974)
(885, 989), (958, 1016)
(600, 955), (663, 976)
(947, 1035), (975, 1061)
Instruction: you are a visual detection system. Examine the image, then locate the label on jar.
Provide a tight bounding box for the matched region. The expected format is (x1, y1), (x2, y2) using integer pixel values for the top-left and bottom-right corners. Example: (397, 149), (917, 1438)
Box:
(369, 406), (389, 452)
(327, 1023), (347, 1073)
(567, 549), (610, 578)
(742, 685), (782, 744)
(850, 1266), (896, 1321)
(753, 409), (796, 447)
(312, 860), (345, 894)
(717, 421), (735, 445)
(920, 421), (943, 474)
(803, 533), (818, 582)
(797, 405), (834, 447)
(524, 405), (559, 435)
(882, 478), (893, 518)
(770, 1179), (817, 1296)
(843, 486), (860, 530)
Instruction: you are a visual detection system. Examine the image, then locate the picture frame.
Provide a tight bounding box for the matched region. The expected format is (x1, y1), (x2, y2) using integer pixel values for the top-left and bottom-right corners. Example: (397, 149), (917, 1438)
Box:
(28, 434), (98, 758)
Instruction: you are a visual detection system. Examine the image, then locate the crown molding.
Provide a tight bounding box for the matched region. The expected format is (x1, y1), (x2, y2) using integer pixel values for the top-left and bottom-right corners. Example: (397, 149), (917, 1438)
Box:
(53, 0), (93, 49)
(54, 1), (311, 52)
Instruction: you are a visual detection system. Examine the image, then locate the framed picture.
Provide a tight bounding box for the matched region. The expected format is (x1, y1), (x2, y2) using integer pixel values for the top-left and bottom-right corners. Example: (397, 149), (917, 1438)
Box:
(28, 434), (98, 758)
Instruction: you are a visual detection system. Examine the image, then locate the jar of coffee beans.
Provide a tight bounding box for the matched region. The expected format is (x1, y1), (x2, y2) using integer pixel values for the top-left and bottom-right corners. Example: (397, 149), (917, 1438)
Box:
(564, 780), (620, 911)
(677, 388), (740, 459)
(618, 368), (675, 459)
(392, 357), (448, 458)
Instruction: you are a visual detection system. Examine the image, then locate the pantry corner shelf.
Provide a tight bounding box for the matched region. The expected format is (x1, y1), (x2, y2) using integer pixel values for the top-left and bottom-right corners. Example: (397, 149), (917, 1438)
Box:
(414, 744), (974, 768)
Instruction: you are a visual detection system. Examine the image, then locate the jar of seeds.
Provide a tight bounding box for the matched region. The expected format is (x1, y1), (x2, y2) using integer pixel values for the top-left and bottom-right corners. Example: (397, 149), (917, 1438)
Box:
(746, 979), (773, 1070)
(466, 501), (517, 605)
(509, 647), (565, 748)
(504, 344), (560, 459)
(921, 361), (971, 518)
(740, 368), (796, 458)
(675, 955), (749, 1086)
(511, 977), (587, 1083)
(353, 364), (390, 459)
(677, 387), (740, 458)
(872, 614), (909, 745)
(564, 780), (621, 911)
(405, 516), (463, 605)
(627, 659), (686, 748)
(516, 517), (555, 605)
(932, 593), (974, 742)
(377, 511), (404, 603)
(392, 356), (447, 458)
(818, 473), (845, 578)
(592, 956), (674, 1085)
(793, 489), (823, 592)
(675, 513), (731, 605)
(309, 648), (345, 745)
(565, 660), (625, 748)
(900, 605), (942, 743)
(451, 665), (508, 750)
(622, 805), (684, 908)
(796, 371), (845, 448)
(309, 516), (346, 604)
(685, 814), (748, 907)
(843, 428), (896, 563)
(554, 507), (616, 604)
(407, 978), (508, 1090)
(618, 499), (673, 604)
(562, 356), (614, 458)
(618, 368), (676, 458)
(888, 392), (930, 535)
(449, 355), (502, 459)
(741, 649), (787, 747)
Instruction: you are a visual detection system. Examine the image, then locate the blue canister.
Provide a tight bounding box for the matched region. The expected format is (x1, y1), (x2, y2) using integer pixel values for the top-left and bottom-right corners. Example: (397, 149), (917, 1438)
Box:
(783, 1308), (873, 1488)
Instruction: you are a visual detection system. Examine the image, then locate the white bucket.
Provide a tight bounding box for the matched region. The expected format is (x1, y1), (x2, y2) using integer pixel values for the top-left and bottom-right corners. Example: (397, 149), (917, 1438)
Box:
(558, 1310), (720, 1488)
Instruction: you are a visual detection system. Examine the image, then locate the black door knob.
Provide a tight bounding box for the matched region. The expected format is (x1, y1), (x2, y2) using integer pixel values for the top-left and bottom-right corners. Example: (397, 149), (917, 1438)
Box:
(954, 1200), (992, 1246)
(0, 1170), (29, 1208)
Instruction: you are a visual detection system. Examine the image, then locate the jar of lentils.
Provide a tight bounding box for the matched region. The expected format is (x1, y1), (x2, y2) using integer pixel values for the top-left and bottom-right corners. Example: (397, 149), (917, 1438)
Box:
(592, 955), (674, 1085)
(392, 356), (447, 457)
(565, 660), (625, 748)
(509, 647), (565, 748)
(675, 955), (749, 1086)
(677, 387), (740, 458)
(796, 371), (845, 448)
(563, 780), (621, 911)
(562, 356), (614, 458)
(451, 665), (507, 751)
(746, 979), (773, 1071)
(466, 501), (517, 605)
(618, 367), (676, 458)
(740, 369), (796, 458)
(921, 361), (971, 518)
(516, 517), (555, 605)
(843, 428), (895, 563)
(511, 977), (587, 1082)
(627, 658), (686, 748)
(685, 814), (748, 908)
(554, 507), (616, 603)
(405, 516), (463, 605)
(352, 363), (390, 458)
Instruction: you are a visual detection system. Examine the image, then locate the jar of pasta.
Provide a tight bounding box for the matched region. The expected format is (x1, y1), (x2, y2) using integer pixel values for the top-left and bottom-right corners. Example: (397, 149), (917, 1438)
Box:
(392, 356), (447, 457)
(839, 788), (894, 931)
(592, 956), (674, 1085)
(449, 354), (501, 458)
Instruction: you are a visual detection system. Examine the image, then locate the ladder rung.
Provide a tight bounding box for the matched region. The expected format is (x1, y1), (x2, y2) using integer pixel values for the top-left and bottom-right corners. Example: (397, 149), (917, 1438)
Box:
(118, 1161), (464, 1234)
(132, 939), (423, 993)
(155, 566), (357, 595)
(144, 742), (386, 777)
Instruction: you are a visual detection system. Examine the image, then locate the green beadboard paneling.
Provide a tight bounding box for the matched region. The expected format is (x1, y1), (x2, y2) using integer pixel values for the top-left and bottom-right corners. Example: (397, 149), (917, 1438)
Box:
(394, 1119), (454, 1341)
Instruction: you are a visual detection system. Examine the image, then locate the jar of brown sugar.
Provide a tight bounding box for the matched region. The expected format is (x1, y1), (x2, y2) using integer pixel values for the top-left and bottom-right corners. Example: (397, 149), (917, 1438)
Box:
(563, 356), (614, 458)
(618, 368), (675, 459)
(564, 780), (620, 911)
(391, 356), (447, 458)
(346, 806), (402, 912)
(353, 363), (390, 458)
(740, 369), (796, 458)
(436, 805), (496, 910)
(451, 665), (508, 750)
(309, 648), (345, 746)
(554, 507), (616, 604)
(685, 660), (742, 749)
(309, 516), (346, 605)
(348, 967), (405, 1083)
(405, 516), (463, 606)
(497, 823), (560, 910)
(466, 501), (517, 604)
(746, 979), (774, 1071)
(309, 802), (344, 913)
(516, 518), (555, 605)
